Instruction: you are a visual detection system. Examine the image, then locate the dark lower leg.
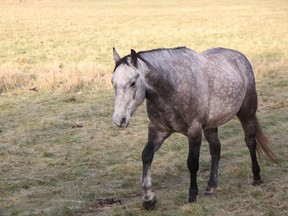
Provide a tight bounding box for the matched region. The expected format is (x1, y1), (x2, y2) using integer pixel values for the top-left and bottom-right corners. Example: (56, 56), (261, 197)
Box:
(188, 152), (199, 202)
(204, 128), (221, 194)
(187, 126), (202, 203)
(239, 116), (263, 185)
(141, 125), (171, 210)
(142, 143), (158, 210)
(246, 137), (262, 184)
(205, 155), (220, 194)
(142, 143), (155, 202)
(237, 95), (262, 185)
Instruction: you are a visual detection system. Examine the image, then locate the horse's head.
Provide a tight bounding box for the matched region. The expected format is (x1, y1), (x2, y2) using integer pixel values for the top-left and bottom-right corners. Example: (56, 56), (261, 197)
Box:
(112, 48), (146, 128)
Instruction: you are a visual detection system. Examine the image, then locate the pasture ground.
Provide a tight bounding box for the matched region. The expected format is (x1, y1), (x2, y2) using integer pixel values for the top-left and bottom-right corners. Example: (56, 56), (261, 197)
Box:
(0, 0), (288, 215)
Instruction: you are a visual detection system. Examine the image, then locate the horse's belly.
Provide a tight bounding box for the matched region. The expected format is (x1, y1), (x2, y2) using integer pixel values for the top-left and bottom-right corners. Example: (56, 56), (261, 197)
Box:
(205, 92), (245, 128)
(205, 110), (238, 129)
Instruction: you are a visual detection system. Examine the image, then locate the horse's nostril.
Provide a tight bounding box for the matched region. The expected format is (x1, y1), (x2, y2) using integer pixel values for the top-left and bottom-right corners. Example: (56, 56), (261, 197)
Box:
(120, 117), (126, 126)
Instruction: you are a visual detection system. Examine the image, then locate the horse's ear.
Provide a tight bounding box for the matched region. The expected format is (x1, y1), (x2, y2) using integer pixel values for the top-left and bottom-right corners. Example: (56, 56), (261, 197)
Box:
(130, 49), (137, 67)
(113, 47), (121, 63)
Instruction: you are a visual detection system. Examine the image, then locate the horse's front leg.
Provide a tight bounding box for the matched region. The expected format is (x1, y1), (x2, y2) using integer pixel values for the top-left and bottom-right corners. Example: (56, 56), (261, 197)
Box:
(142, 123), (171, 210)
(187, 123), (202, 203)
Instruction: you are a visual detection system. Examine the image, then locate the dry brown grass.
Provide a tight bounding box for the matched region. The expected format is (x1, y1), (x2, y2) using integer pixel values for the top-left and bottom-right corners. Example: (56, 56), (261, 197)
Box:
(1, 0), (287, 92)
(0, 62), (110, 92)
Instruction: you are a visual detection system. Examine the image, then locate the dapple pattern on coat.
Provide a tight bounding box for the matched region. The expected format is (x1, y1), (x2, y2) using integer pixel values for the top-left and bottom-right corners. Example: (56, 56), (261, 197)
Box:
(112, 47), (278, 210)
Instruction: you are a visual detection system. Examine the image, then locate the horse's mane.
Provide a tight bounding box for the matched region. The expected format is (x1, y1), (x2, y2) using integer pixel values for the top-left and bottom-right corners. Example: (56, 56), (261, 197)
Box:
(114, 47), (189, 72)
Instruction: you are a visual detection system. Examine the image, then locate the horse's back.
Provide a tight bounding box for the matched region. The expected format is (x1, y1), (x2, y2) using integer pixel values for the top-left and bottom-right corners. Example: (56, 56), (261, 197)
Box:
(202, 47), (254, 75)
(201, 47), (256, 90)
(202, 47), (246, 58)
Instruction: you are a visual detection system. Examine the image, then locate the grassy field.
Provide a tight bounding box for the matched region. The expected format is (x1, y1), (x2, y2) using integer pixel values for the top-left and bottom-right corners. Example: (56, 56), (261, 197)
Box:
(0, 0), (288, 215)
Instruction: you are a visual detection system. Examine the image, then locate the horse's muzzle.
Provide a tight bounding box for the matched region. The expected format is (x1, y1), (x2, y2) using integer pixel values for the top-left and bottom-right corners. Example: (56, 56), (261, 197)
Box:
(112, 114), (129, 128)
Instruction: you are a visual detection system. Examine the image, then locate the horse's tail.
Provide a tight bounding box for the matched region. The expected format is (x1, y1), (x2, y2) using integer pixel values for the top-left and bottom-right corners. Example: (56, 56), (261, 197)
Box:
(255, 118), (279, 164)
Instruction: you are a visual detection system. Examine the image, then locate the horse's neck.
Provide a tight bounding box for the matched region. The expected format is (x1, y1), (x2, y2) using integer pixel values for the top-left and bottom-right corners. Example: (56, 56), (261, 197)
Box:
(143, 69), (176, 107)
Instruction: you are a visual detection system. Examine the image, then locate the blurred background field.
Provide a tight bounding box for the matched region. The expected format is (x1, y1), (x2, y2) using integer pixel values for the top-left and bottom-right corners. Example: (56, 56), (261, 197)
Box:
(0, 0), (287, 92)
(0, 0), (287, 215)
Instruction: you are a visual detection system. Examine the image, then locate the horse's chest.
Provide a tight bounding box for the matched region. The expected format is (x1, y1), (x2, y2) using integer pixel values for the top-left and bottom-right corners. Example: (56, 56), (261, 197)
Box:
(146, 102), (189, 133)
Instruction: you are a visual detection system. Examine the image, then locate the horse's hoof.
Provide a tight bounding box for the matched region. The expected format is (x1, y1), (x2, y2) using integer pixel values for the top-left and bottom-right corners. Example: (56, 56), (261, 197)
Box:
(252, 179), (263, 186)
(188, 197), (197, 203)
(203, 186), (214, 196)
(143, 196), (157, 210)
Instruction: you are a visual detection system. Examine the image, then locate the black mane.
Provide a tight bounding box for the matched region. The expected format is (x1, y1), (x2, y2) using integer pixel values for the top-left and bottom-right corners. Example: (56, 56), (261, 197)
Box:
(113, 47), (188, 72)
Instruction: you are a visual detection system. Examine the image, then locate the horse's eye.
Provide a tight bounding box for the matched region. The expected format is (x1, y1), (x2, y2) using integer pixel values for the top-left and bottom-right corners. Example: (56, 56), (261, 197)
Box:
(130, 82), (136, 88)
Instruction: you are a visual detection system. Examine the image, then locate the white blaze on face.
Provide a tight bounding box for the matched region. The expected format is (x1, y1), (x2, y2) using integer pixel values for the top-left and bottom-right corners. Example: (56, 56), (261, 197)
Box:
(112, 63), (146, 128)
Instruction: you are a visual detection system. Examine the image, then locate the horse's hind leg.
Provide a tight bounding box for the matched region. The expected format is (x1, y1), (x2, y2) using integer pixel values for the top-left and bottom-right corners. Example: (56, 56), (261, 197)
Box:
(237, 113), (263, 185)
(203, 128), (221, 195)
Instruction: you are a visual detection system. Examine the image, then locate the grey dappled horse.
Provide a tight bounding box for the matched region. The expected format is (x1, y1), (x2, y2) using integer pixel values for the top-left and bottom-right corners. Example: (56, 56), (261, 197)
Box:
(111, 47), (278, 210)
